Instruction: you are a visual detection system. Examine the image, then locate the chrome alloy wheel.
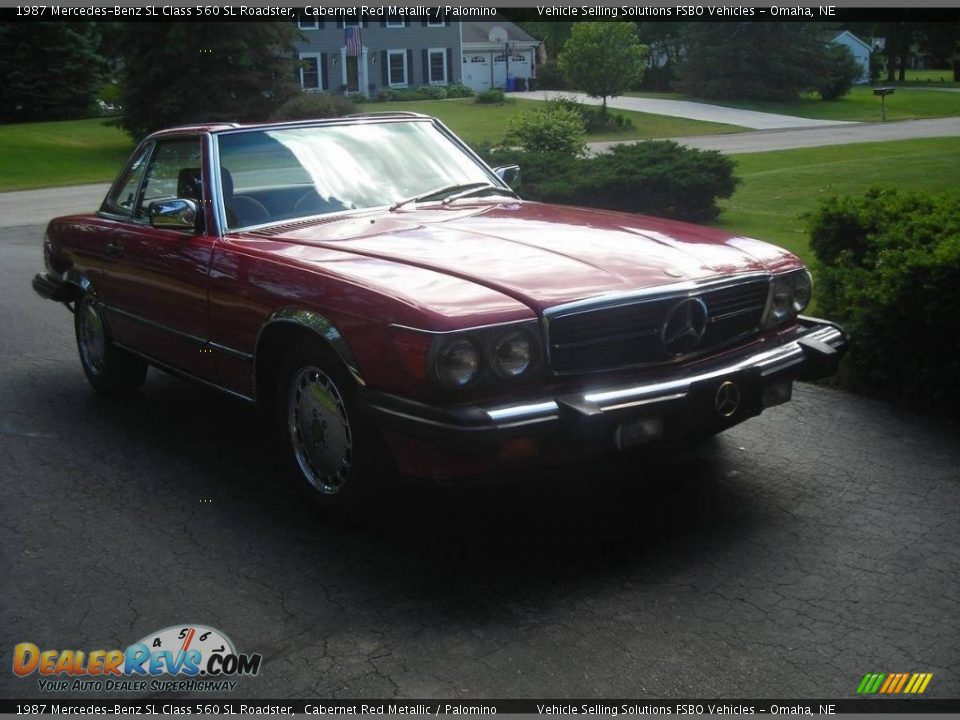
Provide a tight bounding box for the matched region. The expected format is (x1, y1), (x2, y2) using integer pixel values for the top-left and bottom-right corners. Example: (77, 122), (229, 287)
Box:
(78, 300), (107, 375)
(287, 366), (353, 495)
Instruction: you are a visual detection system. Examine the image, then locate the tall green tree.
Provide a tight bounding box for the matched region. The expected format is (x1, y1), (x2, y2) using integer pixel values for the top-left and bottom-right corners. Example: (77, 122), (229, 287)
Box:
(678, 23), (827, 101)
(118, 22), (300, 140)
(0, 22), (103, 123)
(558, 22), (647, 113)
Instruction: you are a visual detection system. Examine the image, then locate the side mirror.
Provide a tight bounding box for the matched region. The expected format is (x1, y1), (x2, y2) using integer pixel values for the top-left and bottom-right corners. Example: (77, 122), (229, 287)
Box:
(149, 198), (198, 231)
(493, 165), (520, 186)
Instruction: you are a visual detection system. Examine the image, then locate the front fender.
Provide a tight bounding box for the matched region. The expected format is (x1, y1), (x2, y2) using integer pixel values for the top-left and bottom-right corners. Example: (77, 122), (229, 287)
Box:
(254, 306), (363, 387)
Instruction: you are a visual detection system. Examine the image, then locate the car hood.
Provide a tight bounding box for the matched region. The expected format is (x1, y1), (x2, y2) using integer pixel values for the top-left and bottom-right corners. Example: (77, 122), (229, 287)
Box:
(249, 201), (801, 313)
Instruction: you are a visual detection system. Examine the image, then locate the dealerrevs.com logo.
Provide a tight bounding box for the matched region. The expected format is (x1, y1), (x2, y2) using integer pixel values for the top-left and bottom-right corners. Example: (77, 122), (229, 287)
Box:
(13, 624), (262, 693)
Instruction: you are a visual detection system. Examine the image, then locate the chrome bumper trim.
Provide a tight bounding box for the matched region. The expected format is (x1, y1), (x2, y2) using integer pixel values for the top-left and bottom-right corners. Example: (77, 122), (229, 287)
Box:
(485, 324), (845, 425)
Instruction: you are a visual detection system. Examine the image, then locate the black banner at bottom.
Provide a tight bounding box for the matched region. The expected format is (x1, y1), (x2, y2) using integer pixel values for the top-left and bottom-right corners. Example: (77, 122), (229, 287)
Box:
(2, 699), (960, 715)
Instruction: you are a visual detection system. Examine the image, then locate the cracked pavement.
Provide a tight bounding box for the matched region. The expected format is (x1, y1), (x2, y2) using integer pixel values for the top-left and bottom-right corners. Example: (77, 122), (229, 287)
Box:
(2, 223), (959, 700)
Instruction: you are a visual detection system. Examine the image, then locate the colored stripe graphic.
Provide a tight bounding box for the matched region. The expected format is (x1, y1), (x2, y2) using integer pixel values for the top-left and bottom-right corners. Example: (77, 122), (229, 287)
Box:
(857, 672), (932, 694)
(895, 673), (911, 693)
(857, 673), (885, 694)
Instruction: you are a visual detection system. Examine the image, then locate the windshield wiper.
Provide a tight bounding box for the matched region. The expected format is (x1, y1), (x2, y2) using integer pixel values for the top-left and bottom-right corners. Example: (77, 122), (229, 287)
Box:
(389, 182), (491, 212)
(441, 183), (519, 205)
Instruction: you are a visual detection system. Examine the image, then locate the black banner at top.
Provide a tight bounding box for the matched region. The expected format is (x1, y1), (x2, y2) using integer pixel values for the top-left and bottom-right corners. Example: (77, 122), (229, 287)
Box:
(0, 5), (960, 22)
(3, 698), (960, 714)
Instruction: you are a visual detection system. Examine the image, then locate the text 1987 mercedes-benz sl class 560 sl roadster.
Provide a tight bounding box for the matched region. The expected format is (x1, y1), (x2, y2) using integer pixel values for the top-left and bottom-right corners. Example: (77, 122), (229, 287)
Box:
(33, 113), (846, 507)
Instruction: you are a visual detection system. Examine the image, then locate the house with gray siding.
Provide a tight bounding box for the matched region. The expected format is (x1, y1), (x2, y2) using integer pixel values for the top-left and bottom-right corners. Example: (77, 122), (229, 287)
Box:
(295, 18), (461, 98)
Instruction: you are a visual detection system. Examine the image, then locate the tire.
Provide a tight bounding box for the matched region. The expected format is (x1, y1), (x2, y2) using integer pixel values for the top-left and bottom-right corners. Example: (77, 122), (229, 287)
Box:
(277, 343), (393, 510)
(74, 293), (148, 395)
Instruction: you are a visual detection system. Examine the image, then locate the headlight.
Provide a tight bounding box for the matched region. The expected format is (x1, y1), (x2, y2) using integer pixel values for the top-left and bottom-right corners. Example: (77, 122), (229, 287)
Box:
(792, 271), (812, 313)
(492, 331), (532, 379)
(770, 275), (792, 323)
(436, 338), (480, 388)
(766, 270), (813, 328)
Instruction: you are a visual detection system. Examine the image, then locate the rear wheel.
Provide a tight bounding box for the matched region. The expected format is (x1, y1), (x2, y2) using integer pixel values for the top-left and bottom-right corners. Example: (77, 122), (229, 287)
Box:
(278, 344), (392, 510)
(74, 293), (147, 394)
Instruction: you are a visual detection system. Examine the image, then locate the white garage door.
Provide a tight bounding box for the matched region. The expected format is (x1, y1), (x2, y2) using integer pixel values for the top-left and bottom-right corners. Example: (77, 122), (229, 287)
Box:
(461, 54), (491, 92)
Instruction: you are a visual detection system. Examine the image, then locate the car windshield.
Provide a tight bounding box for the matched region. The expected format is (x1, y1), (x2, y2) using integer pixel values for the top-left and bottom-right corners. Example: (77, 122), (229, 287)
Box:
(216, 119), (499, 230)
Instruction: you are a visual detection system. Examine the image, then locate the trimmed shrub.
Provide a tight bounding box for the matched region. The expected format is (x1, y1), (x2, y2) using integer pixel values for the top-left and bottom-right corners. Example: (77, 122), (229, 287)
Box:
(269, 92), (356, 121)
(544, 96), (633, 133)
(445, 84), (475, 98)
(419, 85), (448, 100)
(807, 188), (960, 414)
(475, 88), (505, 105)
(505, 105), (586, 157)
(479, 141), (738, 223)
(377, 85), (447, 102)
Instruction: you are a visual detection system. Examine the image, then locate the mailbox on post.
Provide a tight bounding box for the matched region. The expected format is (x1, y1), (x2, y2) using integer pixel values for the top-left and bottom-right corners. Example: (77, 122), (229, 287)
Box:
(874, 86), (895, 121)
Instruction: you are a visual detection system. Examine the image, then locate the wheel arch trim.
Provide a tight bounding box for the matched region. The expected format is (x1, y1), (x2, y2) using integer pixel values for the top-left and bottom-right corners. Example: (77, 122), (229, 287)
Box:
(62, 269), (95, 299)
(253, 307), (365, 397)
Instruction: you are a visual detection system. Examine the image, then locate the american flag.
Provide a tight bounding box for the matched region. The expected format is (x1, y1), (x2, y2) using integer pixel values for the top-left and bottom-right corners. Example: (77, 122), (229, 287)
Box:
(345, 26), (362, 57)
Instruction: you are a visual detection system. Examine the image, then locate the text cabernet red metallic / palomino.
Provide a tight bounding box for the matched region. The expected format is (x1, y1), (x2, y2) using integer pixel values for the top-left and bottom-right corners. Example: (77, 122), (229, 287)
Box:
(33, 113), (845, 508)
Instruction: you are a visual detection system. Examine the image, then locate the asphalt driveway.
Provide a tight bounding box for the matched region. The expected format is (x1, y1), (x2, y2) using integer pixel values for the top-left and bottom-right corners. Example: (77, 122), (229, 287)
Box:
(2, 221), (959, 700)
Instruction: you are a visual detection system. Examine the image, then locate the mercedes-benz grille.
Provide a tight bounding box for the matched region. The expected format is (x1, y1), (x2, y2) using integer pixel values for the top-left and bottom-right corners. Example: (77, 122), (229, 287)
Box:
(546, 277), (771, 374)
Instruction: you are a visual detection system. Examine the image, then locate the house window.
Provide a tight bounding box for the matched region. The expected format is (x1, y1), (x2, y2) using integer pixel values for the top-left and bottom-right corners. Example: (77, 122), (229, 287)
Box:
(428, 48), (447, 84)
(299, 53), (322, 91)
(470, 55), (486, 64)
(297, 20), (318, 30)
(386, 18), (405, 28)
(387, 49), (407, 86)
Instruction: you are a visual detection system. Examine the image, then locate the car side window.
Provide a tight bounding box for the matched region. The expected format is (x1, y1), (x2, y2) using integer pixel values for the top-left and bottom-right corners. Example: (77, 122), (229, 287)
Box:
(135, 138), (204, 221)
(104, 142), (153, 216)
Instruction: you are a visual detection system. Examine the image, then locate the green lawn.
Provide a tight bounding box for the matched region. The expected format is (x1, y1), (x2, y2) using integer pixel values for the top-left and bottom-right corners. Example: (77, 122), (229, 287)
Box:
(713, 137), (960, 269)
(0, 102), (745, 191)
(625, 85), (960, 122)
(892, 68), (959, 87)
(0, 117), (133, 192)
(366, 97), (746, 145)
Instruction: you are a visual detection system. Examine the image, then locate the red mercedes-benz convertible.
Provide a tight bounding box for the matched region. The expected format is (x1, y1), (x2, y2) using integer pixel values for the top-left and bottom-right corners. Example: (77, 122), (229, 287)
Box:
(33, 113), (846, 507)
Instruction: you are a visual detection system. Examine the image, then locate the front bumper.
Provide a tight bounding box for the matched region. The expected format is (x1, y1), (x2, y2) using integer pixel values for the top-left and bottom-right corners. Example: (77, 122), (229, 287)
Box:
(33, 271), (71, 303)
(361, 317), (846, 476)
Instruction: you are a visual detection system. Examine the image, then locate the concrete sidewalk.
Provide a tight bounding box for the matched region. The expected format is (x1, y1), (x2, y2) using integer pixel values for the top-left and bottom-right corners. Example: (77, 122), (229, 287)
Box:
(507, 90), (855, 130)
(588, 117), (960, 155)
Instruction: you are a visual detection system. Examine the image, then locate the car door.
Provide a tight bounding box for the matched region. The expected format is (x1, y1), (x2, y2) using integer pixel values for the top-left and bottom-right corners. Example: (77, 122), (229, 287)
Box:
(99, 135), (218, 382)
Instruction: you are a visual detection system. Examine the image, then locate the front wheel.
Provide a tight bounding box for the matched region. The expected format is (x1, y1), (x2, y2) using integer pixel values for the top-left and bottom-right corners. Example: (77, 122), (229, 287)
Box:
(278, 345), (392, 510)
(74, 293), (147, 394)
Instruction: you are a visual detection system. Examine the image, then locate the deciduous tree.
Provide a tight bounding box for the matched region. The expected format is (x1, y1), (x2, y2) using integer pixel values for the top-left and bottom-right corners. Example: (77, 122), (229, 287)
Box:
(558, 22), (647, 113)
(678, 23), (827, 101)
